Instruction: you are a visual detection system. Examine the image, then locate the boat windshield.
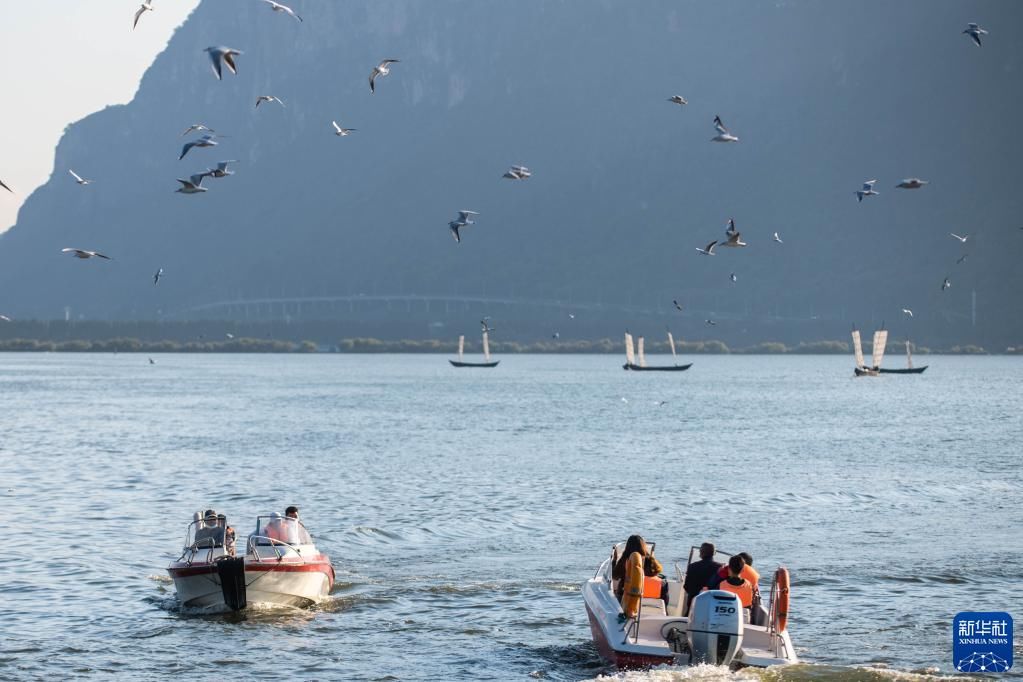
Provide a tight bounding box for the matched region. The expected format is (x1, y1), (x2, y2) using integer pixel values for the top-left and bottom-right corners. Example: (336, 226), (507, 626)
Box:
(253, 516), (313, 545)
(183, 515), (229, 549)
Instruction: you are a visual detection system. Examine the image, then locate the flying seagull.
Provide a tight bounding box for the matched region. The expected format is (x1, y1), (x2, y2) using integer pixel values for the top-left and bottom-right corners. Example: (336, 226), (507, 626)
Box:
(667, 95), (688, 106)
(696, 240), (718, 256)
(956, 254), (969, 264)
(261, 0), (302, 21)
(68, 169), (91, 185)
(0, 315), (11, 322)
(153, 268), (163, 285)
(552, 332), (560, 340)
(62, 248), (111, 260)
(896, 178), (928, 189)
(503, 165), (531, 180)
(730, 273), (737, 283)
(205, 160), (237, 178)
(856, 179), (880, 202)
(949, 232), (969, 243)
(369, 59), (399, 94)
(133, 1), (154, 30)
(181, 123), (215, 137)
(255, 95), (286, 108)
(332, 120), (356, 136)
(673, 300), (683, 311)
(722, 218), (747, 247)
(705, 319), (717, 326)
(942, 277), (951, 291)
(480, 317), (495, 333)
(175, 174), (208, 194)
(712, 115), (739, 142)
(902, 308), (914, 317)
(449, 210), (479, 243)
(179, 134), (218, 160)
(204, 46), (243, 80)
(0, 179), (11, 193)
(772, 232), (783, 244)
(963, 23), (988, 47)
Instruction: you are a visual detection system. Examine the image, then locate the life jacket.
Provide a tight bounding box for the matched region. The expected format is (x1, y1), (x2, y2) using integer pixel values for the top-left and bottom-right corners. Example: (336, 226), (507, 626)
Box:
(719, 576), (754, 607)
(643, 576), (664, 599)
(717, 564), (760, 586)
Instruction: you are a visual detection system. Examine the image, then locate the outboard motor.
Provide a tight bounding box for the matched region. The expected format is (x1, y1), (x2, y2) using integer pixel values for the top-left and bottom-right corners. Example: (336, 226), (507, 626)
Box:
(217, 556), (247, 611)
(687, 590), (743, 666)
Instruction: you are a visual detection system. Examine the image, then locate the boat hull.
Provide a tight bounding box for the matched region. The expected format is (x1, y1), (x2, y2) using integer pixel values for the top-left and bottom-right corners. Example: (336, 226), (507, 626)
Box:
(854, 367), (880, 376)
(878, 366), (927, 374)
(449, 360), (499, 367)
(168, 556), (334, 610)
(585, 602), (676, 669)
(623, 363), (692, 371)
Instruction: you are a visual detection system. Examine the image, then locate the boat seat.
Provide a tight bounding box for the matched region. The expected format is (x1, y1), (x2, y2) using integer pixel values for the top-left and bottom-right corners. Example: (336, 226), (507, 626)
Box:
(640, 598), (666, 616)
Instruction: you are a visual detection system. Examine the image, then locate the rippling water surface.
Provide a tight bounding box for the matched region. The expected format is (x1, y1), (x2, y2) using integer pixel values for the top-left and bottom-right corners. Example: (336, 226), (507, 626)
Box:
(1, 353), (1020, 681)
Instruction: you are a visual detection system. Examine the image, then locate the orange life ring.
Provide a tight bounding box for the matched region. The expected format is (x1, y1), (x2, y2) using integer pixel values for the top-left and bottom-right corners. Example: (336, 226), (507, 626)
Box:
(773, 567), (790, 632)
(621, 552), (645, 618)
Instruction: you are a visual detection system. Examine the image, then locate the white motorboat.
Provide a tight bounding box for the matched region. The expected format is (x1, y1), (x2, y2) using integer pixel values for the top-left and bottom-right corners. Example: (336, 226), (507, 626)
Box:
(582, 542), (797, 669)
(167, 512), (335, 611)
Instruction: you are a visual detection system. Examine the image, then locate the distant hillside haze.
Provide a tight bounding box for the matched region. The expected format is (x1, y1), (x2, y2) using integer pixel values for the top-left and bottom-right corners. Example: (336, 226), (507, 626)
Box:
(1, 0), (1021, 347)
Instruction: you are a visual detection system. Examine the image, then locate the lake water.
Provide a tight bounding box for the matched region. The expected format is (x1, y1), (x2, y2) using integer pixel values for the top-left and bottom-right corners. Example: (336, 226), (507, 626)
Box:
(0, 353), (1020, 681)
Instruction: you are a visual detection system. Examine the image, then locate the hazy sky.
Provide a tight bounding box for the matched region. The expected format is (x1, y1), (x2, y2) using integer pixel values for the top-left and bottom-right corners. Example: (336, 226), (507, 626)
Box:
(0, 1), (199, 233)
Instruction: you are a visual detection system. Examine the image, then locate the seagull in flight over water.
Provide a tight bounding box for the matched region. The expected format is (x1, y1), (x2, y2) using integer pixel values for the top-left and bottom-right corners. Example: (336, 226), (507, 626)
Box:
(942, 277), (951, 291)
(448, 210), (479, 243)
(956, 254), (968, 264)
(179, 134), (218, 160)
(696, 240), (718, 256)
(332, 121), (356, 136)
(711, 115), (739, 142)
(63, 248), (111, 260)
(261, 0), (303, 22)
(949, 232), (969, 243)
(673, 299), (684, 311)
(902, 308), (913, 317)
(154, 268), (163, 285)
(255, 95), (286, 108)
(369, 59), (399, 93)
(133, 1), (154, 30)
(0, 179), (12, 193)
(856, 179), (879, 202)
(68, 169), (91, 185)
(722, 218), (747, 247)
(204, 46), (243, 80)
(204, 160), (237, 178)
(667, 95), (688, 106)
(773, 232), (783, 244)
(705, 319), (717, 326)
(503, 165), (531, 180)
(896, 178), (929, 189)
(181, 123), (215, 137)
(175, 174), (208, 194)
(730, 273), (737, 283)
(963, 23), (988, 47)
(480, 317), (495, 333)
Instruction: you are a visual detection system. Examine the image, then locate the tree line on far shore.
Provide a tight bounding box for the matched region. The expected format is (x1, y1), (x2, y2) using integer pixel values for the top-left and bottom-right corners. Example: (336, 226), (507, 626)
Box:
(0, 337), (1006, 354)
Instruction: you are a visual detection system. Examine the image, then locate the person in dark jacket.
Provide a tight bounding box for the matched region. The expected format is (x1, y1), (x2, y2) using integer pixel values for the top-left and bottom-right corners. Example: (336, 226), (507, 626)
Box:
(682, 542), (722, 614)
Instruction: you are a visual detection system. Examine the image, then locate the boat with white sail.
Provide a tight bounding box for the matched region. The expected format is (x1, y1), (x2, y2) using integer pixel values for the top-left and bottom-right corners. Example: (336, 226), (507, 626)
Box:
(852, 326), (887, 376)
(623, 330), (692, 371)
(582, 542), (797, 670)
(449, 328), (499, 368)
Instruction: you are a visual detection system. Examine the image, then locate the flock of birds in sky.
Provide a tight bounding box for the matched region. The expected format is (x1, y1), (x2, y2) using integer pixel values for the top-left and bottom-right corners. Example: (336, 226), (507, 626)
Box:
(0, 4), (1007, 333)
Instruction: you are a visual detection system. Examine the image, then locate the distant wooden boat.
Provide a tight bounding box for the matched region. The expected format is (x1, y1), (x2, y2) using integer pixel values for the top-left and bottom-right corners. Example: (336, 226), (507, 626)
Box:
(878, 341), (928, 374)
(852, 327), (886, 377)
(623, 331), (692, 371)
(449, 331), (499, 368)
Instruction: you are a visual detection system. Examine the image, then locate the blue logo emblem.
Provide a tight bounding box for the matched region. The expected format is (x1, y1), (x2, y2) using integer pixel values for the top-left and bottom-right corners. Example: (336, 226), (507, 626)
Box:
(953, 612), (1013, 673)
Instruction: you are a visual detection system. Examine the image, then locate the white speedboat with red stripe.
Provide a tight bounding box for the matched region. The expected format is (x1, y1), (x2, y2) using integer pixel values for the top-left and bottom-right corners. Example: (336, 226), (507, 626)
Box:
(167, 512), (335, 611)
(582, 542), (797, 670)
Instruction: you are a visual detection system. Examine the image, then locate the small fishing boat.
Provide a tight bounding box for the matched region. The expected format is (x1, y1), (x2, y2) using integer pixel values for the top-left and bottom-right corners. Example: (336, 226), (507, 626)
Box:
(449, 329), (499, 368)
(582, 542), (797, 670)
(852, 326), (886, 377)
(878, 341), (928, 374)
(623, 331), (692, 371)
(167, 512), (335, 611)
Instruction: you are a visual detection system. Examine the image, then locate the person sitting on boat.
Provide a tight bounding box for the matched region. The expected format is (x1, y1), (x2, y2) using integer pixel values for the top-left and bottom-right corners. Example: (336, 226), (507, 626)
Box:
(683, 542), (722, 614)
(612, 535), (664, 615)
(194, 509), (225, 548)
(711, 551), (760, 588)
(264, 511), (288, 543)
(717, 555), (755, 611)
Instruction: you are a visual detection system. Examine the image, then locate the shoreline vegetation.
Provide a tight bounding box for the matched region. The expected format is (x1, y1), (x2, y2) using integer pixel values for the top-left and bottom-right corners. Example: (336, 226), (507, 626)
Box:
(0, 337), (1012, 355)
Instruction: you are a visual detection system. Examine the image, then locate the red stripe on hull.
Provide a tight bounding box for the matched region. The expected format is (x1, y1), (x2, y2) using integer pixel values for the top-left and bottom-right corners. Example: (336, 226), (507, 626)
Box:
(585, 604), (676, 669)
(168, 558), (333, 587)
